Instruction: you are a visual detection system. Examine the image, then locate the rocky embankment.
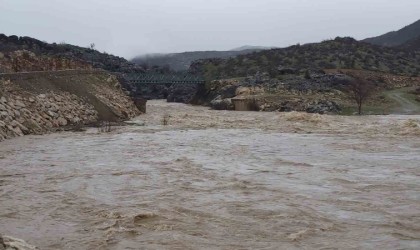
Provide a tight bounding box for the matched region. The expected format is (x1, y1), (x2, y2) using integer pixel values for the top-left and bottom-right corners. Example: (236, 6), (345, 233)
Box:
(0, 70), (141, 141)
(196, 76), (344, 114)
(194, 69), (420, 114)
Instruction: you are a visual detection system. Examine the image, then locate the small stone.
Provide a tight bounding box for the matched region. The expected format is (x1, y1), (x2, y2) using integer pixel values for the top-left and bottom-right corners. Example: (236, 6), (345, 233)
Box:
(57, 117), (68, 126)
(54, 95), (63, 102)
(47, 110), (56, 118)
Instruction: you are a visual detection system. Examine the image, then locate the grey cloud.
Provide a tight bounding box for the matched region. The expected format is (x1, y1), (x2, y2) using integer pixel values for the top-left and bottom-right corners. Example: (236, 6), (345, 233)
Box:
(1, 0), (419, 58)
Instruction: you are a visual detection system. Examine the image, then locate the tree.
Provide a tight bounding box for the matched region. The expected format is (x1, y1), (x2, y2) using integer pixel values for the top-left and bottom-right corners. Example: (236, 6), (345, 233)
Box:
(345, 75), (374, 115)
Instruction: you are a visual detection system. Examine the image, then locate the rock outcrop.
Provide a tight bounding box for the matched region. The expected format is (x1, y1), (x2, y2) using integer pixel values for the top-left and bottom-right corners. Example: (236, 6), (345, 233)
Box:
(0, 70), (141, 141)
(0, 34), (143, 73)
(0, 50), (92, 73)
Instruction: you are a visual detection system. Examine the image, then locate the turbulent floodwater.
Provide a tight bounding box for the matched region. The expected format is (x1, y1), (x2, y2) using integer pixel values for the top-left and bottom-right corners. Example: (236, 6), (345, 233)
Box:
(1, 100), (420, 249)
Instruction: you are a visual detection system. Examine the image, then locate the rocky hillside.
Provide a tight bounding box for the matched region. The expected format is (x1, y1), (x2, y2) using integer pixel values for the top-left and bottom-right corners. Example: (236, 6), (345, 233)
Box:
(0, 70), (141, 141)
(363, 19), (420, 47)
(131, 47), (268, 72)
(0, 34), (143, 73)
(190, 66), (420, 114)
(190, 37), (420, 79)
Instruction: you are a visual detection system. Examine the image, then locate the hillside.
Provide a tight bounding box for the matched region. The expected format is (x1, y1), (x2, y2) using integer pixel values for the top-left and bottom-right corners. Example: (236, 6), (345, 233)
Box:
(399, 36), (420, 51)
(190, 37), (420, 80)
(0, 34), (142, 73)
(363, 19), (420, 47)
(131, 48), (267, 71)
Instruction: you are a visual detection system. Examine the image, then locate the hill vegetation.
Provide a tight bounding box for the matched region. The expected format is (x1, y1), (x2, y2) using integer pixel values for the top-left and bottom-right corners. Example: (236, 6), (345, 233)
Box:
(399, 36), (420, 51)
(190, 37), (420, 80)
(0, 34), (142, 73)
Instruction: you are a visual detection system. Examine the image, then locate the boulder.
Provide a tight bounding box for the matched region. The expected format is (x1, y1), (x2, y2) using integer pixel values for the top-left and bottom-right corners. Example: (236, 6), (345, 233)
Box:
(15, 100), (26, 108)
(210, 96), (234, 110)
(306, 100), (341, 114)
(57, 117), (68, 126)
(219, 85), (238, 99)
(235, 87), (251, 96)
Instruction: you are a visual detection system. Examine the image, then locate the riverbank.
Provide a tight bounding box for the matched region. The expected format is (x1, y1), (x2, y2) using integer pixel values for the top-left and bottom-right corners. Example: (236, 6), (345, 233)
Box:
(0, 70), (141, 141)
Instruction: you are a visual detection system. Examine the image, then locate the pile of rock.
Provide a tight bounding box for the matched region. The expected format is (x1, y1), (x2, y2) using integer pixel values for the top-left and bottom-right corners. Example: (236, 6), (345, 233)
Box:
(0, 91), (98, 141)
(0, 72), (141, 141)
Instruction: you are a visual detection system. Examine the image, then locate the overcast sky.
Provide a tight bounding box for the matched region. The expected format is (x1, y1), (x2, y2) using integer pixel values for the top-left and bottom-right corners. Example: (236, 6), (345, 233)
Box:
(1, 0), (419, 59)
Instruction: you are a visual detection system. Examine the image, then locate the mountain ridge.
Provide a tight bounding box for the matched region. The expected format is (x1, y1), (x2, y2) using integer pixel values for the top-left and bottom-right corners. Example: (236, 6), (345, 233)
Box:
(363, 19), (420, 47)
(190, 37), (420, 80)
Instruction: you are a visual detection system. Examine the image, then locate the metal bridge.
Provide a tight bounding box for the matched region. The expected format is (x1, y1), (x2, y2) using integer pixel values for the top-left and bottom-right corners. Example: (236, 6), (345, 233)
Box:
(123, 73), (205, 85)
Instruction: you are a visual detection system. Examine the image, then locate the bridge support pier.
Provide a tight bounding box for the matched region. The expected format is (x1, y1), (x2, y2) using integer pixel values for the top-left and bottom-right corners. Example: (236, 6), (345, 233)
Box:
(133, 97), (147, 113)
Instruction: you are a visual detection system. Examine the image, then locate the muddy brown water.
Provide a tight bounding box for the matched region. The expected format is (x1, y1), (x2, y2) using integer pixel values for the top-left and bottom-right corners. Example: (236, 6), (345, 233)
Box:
(1, 100), (420, 249)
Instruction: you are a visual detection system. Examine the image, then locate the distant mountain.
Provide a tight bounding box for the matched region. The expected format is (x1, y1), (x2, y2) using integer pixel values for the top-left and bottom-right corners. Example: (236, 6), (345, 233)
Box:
(190, 37), (420, 80)
(0, 34), (142, 73)
(230, 45), (275, 51)
(131, 47), (270, 71)
(363, 19), (420, 47)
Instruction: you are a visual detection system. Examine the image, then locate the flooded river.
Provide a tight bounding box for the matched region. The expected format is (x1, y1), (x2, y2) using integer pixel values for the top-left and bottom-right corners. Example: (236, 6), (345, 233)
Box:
(1, 100), (420, 249)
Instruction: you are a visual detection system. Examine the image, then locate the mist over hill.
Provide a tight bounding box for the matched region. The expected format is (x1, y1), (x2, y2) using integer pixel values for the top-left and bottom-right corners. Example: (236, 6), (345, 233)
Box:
(131, 47), (271, 72)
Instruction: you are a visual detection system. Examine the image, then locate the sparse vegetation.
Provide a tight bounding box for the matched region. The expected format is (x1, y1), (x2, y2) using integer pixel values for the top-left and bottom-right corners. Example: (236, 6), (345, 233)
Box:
(345, 76), (375, 115)
(190, 37), (420, 80)
(0, 34), (142, 73)
(162, 114), (170, 126)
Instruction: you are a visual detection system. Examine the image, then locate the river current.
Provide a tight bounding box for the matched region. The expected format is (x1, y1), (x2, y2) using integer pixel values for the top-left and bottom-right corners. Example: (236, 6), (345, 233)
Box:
(1, 100), (419, 249)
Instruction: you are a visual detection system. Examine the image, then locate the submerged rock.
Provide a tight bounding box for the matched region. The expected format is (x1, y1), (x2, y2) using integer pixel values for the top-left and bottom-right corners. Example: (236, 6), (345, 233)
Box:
(210, 96), (234, 110)
(0, 235), (38, 250)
